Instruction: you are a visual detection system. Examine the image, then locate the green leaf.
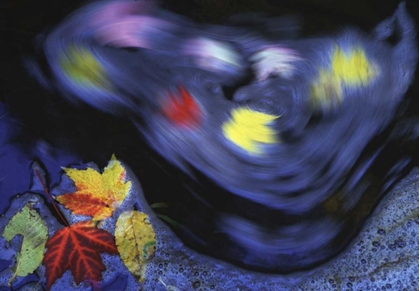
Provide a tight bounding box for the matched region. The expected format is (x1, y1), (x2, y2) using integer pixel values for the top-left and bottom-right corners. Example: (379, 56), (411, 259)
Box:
(2, 204), (48, 286)
(157, 214), (179, 228)
(150, 202), (179, 228)
(150, 202), (169, 209)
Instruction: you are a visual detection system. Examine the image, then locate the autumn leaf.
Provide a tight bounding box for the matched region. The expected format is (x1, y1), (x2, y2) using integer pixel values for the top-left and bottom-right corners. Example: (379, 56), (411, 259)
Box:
(2, 204), (48, 286)
(222, 107), (280, 155)
(250, 46), (302, 81)
(115, 210), (156, 282)
(56, 155), (131, 221)
(161, 85), (203, 128)
(42, 220), (119, 290)
(59, 45), (111, 90)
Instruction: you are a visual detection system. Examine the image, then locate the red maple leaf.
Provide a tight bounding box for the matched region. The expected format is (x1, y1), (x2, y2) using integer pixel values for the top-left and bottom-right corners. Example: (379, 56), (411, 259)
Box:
(161, 85), (203, 128)
(42, 221), (119, 290)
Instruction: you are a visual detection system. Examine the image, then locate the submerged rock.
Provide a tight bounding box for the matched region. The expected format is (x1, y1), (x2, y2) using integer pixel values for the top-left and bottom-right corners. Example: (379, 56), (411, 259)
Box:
(0, 161), (417, 290)
(135, 167), (419, 290)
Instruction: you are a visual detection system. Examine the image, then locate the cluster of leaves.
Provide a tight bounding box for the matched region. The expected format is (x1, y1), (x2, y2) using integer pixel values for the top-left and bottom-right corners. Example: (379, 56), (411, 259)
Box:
(2, 155), (157, 290)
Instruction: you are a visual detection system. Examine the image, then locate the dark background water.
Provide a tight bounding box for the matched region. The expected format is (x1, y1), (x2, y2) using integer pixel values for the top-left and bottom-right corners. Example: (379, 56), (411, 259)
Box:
(0, 0), (418, 284)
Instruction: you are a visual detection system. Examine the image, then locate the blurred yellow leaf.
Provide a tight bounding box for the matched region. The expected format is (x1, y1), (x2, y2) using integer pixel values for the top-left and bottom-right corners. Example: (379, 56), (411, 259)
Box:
(59, 45), (111, 90)
(311, 45), (377, 110)
(331, 46), (377, 86)
(222, 107), (280, 154)
(115, 210), (156, 282)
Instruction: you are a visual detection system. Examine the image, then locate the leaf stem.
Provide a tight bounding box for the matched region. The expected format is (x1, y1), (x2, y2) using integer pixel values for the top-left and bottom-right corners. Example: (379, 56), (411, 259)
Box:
(157, 214), (179, 228)
(150, 202), (169, 209)
(7, 254), (20, 286)
(34, 167), (70, 227)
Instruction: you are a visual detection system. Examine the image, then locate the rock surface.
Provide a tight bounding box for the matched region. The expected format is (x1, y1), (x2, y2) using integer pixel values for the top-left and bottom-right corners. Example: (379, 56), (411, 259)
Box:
(0, 164), (417, 291)
(139, 167), (419, 291)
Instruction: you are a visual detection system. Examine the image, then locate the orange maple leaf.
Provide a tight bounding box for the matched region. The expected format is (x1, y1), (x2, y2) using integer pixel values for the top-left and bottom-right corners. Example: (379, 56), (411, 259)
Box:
(42, 221), (119, 290)
(56, 155), (131, 221)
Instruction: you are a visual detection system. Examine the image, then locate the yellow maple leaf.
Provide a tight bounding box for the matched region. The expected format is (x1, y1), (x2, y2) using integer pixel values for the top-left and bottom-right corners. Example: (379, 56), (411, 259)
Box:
(222, 107), (280, 155)
(310, 69), (343, 108)
(59, 45), (111, 90)
(56, 154), (131, 221)
(331, 46), (377, 86)
(115, 210), (156, 282)
(311, 45), (378, 110)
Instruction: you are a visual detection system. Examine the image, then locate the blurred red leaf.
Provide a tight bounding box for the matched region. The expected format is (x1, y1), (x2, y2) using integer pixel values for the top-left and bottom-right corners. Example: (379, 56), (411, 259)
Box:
(42, 221), (119, 290)
(162, 85), (203, 127)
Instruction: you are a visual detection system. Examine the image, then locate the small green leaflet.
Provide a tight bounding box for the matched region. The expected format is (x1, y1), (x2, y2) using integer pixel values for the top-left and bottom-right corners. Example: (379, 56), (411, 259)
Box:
(2, 204), (48, 286)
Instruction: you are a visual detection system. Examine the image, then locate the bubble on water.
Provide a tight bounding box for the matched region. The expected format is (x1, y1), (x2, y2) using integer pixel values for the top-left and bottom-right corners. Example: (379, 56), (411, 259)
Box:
(377, 229), (386, 235)
(192, 280), (201, 289)
(372, 241), (380, 247)
(394, 239), (406, 248)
